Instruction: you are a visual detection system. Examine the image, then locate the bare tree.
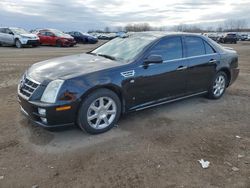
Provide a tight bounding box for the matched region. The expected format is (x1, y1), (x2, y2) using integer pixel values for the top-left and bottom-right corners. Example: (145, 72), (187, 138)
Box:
(116, 26), (124, 32)
(125, 23), (152, 32)
(224, 19), (247, 31)
(104, 27), (110, 33)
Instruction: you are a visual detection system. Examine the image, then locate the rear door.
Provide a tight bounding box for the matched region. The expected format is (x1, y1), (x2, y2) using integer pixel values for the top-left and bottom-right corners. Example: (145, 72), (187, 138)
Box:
(0, 28), (14, 45)
(5, 29), (15, 44)
(184, 36), (220, 93)
(0, 28), (5, 43)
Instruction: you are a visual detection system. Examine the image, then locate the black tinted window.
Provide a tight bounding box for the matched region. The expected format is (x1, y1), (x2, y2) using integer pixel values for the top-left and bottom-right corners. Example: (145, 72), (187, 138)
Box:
(204, 41), (215, 54)
(185, 36), (205, 57)
(74, 32), (81, 36)
(149, 37), (183, 61)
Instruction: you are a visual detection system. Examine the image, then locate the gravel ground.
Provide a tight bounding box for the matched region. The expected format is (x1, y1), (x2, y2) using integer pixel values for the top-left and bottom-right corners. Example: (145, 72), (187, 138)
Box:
(0, 41), (249, 188)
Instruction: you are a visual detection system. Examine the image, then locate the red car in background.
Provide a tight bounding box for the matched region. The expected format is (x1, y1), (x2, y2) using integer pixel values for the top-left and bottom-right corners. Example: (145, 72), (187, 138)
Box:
(37, 29), (76, 47)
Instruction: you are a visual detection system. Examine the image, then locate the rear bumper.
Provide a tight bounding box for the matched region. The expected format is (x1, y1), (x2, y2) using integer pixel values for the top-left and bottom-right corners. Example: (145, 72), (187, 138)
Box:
(18, 94), (78, 129)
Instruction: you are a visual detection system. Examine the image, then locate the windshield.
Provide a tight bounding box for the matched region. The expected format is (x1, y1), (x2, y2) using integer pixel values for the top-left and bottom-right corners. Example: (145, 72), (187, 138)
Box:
(51, 29), (67, 37)
(80, 32), (91, 37)
(91, 35), (157, 62)
(11, 28), (29, 35)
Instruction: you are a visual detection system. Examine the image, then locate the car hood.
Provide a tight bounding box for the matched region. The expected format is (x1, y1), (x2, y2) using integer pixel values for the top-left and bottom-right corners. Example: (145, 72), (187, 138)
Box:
(20, 33), (38, 38)
(61, 34), (74, 39)
(27, 53), (123, 83)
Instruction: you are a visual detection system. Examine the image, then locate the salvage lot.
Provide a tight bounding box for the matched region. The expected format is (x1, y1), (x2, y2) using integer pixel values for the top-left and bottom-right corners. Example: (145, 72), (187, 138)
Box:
(0, 42), (250, 187)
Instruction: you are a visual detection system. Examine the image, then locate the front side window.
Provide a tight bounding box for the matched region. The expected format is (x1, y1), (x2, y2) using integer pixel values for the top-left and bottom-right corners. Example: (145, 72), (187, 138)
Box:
(148, 37), (183, 61)
(39, 31), (46, 35)
(46, 32), (54, 36)
(10, 28), (29, 35)
(75, 32), (81, 36)
(185, 36), (205, 57)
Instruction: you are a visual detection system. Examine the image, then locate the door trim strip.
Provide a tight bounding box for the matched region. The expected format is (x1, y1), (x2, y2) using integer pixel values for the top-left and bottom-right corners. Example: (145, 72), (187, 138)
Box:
(135, 91), (208, 111)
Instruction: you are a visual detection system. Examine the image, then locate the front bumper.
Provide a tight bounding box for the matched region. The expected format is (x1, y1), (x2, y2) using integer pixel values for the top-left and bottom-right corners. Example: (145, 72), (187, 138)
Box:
(62, 40), (77, 47)
(21, 39), (40, 45)
(26, 40), (40, 46)
(18, 94), (78, 128)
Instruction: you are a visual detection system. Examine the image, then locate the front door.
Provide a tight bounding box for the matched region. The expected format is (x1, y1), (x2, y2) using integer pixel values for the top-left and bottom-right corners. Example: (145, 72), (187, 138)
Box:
(125, 36), (189, 110)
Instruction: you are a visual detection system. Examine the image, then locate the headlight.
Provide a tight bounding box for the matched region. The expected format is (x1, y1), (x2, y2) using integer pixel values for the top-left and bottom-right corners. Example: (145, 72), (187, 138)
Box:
(41, 80), (64, 103)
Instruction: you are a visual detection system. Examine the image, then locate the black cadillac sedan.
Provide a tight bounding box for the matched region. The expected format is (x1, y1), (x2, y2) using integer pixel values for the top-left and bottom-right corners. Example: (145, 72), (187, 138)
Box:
(18, 32), (239, 134)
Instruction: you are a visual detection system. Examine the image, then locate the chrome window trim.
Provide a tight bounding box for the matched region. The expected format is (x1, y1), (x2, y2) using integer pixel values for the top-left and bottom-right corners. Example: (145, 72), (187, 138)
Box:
(139, 53), (219, 67)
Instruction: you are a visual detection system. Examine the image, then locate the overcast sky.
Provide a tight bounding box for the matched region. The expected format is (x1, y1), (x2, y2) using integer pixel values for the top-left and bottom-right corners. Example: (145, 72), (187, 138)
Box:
(0, 0), (250, 31)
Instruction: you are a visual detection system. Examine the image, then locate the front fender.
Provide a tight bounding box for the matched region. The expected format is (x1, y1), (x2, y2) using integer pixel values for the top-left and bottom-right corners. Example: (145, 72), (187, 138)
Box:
(57, 73), (125, 109)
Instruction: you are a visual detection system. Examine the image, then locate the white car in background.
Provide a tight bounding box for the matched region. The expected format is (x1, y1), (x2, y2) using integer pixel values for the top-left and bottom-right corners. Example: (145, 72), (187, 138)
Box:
(0, 27), (40, 48)
(247, 34), (250, 41)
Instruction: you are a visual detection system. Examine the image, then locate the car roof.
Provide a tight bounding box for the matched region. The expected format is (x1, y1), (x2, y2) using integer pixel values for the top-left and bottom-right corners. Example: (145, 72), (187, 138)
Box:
(0, 27), (22, 30)
(129, 31), (204, 39)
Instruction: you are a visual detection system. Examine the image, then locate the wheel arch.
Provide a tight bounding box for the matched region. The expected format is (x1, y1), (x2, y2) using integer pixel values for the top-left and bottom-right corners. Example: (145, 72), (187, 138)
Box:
(79, 84), (126, 113)
(218, 67), (231, 87)
(14, 37), (20, 42)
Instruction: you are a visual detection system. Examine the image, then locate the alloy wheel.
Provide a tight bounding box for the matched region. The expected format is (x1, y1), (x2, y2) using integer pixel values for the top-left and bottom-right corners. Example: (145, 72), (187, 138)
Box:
(16, 40), (21, 48)
(213, 75), (226, 97)
(87, 97), (117, 129)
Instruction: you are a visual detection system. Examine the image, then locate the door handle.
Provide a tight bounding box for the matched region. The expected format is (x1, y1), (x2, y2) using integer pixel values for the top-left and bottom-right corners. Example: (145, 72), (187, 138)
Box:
(176, 66), (187, 71)
(209, 59), (217, 64)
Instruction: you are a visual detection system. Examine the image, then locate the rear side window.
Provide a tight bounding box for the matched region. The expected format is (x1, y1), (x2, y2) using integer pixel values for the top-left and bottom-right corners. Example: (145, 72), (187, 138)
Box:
(204, 41), (215, 54)
(185, 36), (205, 57)
(0, 28), (5, 33)
(149, 37), (183, 61)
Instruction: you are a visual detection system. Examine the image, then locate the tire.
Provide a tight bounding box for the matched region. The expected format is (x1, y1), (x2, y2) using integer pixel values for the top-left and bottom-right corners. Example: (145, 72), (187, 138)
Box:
(56, 40), (62, 47)
(207, 71), (227, 99)
(77, 89), (121, 134)
(15, 39), (22, 48)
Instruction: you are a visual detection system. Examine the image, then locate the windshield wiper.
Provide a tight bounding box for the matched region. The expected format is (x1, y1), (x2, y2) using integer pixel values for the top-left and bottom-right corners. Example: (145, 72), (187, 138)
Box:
(87, 52), (117, 61)
(87, 52), (97, 55)
(97, 54), (117, 60)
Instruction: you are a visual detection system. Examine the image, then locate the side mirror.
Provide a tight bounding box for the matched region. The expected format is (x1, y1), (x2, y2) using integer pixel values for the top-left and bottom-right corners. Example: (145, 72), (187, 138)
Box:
(144, 55), (163, 65)
(9, 32), (14, 35)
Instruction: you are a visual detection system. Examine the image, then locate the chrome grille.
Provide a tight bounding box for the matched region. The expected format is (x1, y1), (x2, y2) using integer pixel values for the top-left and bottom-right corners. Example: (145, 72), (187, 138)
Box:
(19, 76), (40, 98)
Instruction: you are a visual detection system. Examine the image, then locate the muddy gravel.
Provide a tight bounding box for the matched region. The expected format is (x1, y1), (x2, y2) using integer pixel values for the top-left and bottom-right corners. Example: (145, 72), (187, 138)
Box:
(0, 42), (250, 188)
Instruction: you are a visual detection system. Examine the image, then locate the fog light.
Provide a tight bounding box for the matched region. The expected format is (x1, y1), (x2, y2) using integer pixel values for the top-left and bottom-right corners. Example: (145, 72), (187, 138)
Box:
(40, 117), (47, 124)
(38, 108), (46, 116)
